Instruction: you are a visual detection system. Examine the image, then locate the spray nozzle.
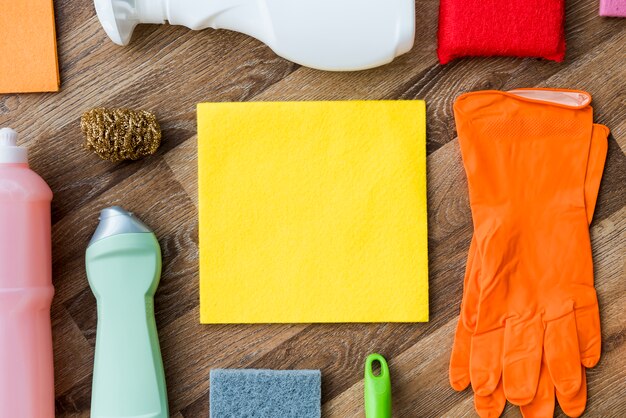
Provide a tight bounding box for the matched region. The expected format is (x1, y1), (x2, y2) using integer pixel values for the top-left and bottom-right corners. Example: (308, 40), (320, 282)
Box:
(94, 0), (165, 46)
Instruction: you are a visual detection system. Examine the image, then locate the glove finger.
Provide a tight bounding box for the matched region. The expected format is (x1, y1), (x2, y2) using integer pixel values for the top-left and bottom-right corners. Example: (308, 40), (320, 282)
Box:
(520, 351), (555, 418)
(461, 237), (481, 330)
(544, 310), (582, 398)
(556, 367), (587, 418)
(470, 327), (504, 396)
(571, 123), (606, 370)
(450, 318), (472, 390)
(475, 376), (507, 418)
(450, 237), (481, 390)
(575, 304), (602, 368)
(503, 316), (543, 405)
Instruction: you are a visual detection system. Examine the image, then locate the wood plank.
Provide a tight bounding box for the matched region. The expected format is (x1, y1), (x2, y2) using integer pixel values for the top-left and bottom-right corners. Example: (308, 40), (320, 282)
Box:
(0, 0), (622, 416)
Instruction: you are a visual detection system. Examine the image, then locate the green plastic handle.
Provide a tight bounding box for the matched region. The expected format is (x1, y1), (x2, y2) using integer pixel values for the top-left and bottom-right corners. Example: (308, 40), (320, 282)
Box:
(365, 353), (392, 418)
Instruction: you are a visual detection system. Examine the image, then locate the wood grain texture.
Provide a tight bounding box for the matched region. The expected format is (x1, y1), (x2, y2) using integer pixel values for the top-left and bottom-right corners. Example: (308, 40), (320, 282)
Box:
(0, 0), (624, 417)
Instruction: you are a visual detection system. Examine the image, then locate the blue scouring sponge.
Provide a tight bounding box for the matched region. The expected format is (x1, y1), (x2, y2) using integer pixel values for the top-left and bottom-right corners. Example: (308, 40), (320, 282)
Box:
(210, 369), (321, 418)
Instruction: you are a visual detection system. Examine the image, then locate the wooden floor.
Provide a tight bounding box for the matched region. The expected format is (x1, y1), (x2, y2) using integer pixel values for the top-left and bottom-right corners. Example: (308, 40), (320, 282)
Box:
(0, 0), (624, 417)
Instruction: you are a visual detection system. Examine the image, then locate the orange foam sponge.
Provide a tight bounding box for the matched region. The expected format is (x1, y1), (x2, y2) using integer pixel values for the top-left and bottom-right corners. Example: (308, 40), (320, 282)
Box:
(0, 0), (60, 93)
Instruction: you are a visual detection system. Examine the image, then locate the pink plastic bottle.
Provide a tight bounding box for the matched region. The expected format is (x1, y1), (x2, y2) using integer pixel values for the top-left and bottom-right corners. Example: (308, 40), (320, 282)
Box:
(0, 128), (55, 417)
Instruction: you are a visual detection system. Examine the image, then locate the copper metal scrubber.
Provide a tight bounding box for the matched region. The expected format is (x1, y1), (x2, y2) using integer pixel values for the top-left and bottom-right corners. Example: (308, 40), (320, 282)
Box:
(81, 108), (161, 162)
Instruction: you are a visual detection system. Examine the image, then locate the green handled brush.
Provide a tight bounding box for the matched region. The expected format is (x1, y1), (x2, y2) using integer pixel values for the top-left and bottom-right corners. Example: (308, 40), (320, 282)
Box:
(365, 353), (392, 418)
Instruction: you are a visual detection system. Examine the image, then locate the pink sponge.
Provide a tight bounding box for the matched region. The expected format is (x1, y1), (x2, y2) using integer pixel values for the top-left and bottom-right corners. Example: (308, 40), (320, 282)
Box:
(437, 0), (566, 64)
(600, 0), (626, 17)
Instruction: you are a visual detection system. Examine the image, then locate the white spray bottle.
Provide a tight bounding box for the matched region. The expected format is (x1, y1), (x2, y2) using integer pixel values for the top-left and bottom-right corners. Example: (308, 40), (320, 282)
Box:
(94, 0), (415, 71)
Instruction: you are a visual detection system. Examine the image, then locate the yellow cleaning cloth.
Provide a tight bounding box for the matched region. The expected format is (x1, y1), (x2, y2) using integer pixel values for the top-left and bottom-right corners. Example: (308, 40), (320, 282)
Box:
(198, 101), (428, 323)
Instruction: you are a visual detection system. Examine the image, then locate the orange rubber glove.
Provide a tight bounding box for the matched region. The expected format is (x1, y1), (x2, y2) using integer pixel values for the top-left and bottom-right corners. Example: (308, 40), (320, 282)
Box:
(451, 89), (606, 413)
(450, 123), (608, 417)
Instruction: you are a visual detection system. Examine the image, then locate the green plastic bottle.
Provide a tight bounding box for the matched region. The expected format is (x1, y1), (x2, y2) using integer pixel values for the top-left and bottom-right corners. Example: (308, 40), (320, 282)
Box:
(365, 353), (392, 418)
(86, 206), (168, 418)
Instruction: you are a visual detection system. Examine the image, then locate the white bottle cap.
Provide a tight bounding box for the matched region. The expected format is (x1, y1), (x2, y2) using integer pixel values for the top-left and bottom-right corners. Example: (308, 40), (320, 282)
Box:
(0, 128), (28, 164)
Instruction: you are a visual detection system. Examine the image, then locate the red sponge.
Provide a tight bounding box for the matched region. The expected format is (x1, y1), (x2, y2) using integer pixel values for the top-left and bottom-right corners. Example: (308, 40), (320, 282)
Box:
(437, 0), (566, 64)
